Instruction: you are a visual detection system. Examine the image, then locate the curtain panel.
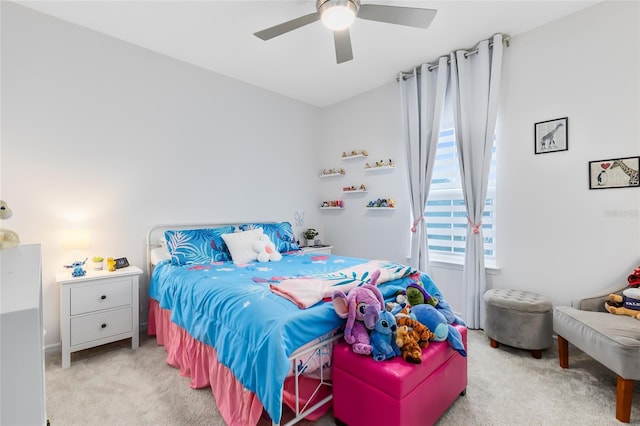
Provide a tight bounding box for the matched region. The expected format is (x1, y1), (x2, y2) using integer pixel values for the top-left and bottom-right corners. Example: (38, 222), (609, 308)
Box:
(399, 57), (448, 272)
(399, 33), (506, 329)
(449, 34), (505, 329)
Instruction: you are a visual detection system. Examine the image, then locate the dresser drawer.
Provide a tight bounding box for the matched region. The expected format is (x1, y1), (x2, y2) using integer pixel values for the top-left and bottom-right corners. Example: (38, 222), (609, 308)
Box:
(70, 279), (132, 315)
(70, 306), (132, 346)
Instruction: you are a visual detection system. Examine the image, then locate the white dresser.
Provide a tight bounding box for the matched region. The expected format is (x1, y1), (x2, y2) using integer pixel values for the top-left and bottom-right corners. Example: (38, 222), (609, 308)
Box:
(56, 266), (142, 369)
(0, 244), (46, 426)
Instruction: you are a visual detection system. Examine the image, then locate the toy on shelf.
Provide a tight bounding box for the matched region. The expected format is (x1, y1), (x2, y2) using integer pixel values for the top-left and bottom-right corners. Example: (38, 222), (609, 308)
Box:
(321, 200), (344, 208)
(320, 168), (346, 177)
(341, 149), (368, 158)
(364, 159), (394, 169)
(366, 198), (395, 208)
(342, 184), (366, 192)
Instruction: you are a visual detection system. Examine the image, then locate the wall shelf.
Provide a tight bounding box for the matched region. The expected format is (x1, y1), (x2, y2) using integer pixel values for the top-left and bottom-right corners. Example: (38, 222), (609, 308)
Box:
(320, 207), (344, 210)
(319, 172), (345, 178)
(364, 165), (395, 172)
(365, 207), (395, 210)
(342, 190), (367, 194)
(341, 154), (367, 160)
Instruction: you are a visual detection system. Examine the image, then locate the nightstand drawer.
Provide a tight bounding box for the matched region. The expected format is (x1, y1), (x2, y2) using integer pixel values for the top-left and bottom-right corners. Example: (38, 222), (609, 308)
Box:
(70, 307), (133, 346)
(70, 279), (132, 315)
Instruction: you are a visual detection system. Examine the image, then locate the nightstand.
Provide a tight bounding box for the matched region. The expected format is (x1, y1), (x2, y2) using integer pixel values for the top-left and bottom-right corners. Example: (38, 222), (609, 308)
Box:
(301, 245), (333, 255)
(56, 266), (142, 369)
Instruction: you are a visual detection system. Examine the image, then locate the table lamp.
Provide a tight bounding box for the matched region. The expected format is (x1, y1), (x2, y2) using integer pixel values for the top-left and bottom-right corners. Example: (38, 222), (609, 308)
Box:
(62, 229), (90, 276)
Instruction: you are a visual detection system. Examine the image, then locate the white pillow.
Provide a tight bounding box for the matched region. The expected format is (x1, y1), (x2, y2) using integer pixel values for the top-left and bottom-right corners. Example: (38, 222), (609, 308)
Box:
(221, 229), (264, 264)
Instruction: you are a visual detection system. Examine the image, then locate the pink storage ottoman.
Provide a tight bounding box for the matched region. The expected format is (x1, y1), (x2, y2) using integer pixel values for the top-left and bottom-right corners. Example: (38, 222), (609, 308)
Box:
(332, 325), (467, 426)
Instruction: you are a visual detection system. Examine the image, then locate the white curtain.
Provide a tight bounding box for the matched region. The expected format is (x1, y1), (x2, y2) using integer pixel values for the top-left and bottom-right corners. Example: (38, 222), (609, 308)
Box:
(449, 34), (505, 329)
(399, 58), (449, 272)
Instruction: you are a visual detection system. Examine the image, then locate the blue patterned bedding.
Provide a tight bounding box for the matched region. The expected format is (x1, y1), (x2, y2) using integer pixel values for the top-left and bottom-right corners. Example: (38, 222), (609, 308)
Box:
(148, 251), (445, 423)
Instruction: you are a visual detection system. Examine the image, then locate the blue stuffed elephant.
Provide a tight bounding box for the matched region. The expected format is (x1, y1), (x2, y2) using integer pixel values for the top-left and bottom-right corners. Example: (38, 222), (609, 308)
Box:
(412, 304), (466, 357)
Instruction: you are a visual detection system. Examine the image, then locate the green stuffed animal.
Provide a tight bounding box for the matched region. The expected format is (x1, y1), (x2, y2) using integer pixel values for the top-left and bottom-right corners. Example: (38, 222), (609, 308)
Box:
(405, 281), (439, 307)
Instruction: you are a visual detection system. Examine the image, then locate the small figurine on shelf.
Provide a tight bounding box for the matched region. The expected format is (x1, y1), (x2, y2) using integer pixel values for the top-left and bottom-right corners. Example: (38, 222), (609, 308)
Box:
(365, 163), (371, 169)
(351, 150), (358, 156)
(388, 159), (394, 167)
(340, 168), (345, 175)
(388, 198), (395, 208)
(322, 201), (329, 207)
(362, 150), (368, 156)
(376, 160), (383, 167)
(342, 152), (347, 158)
(359, 184), (366, 191)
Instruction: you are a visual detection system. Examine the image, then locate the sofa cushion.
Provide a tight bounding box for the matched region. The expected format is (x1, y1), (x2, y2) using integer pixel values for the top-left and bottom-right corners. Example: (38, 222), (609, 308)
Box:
(553, 306), (640, 380)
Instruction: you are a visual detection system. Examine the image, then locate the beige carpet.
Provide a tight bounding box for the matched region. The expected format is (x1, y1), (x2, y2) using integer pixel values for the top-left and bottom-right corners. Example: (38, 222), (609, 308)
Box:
(45, 330), (639, 425)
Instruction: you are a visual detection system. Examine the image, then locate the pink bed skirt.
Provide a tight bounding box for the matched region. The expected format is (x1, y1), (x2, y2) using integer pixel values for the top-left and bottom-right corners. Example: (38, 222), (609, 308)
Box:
(147, 299), (331, 425)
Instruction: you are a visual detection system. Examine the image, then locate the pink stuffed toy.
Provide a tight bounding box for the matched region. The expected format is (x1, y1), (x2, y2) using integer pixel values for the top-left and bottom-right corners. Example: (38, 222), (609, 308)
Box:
(332, 270), (384, 355)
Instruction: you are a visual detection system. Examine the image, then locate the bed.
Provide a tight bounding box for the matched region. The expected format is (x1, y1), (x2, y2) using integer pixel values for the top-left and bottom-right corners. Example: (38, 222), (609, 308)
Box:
(146, 222), (453, 425)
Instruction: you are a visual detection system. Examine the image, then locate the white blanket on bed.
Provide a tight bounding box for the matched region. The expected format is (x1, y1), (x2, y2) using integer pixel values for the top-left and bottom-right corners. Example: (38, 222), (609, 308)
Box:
(270, 260), (416, 308)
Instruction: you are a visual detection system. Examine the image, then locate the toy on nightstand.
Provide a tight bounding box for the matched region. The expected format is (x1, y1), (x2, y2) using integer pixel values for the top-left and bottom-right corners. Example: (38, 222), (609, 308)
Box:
(64, 258), (87, 277)
(107, 257), (117, 272)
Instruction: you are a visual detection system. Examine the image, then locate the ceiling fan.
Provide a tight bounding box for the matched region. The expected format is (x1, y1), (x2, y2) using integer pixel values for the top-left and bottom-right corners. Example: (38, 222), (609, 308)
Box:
(254, 0), (437, 64)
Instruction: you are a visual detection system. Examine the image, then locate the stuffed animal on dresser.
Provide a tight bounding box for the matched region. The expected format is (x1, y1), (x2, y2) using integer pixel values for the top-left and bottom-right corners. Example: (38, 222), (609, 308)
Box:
(368, 307), (401, 362)
(332, 270), (385, 355)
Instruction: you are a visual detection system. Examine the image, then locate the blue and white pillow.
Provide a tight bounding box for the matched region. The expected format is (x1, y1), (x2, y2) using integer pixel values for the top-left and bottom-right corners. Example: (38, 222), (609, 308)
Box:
(164, 226), (236, 265)
(239, 222), (300, 253)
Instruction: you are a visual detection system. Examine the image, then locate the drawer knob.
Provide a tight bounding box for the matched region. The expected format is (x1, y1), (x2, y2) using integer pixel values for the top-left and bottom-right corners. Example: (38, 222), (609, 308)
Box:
(100, 295), (107, 300)
(101, 323), (107, 329)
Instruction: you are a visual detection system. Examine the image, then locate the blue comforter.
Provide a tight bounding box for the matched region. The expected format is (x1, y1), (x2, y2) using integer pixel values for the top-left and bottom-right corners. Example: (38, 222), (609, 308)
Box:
(148, 252), (446, 423)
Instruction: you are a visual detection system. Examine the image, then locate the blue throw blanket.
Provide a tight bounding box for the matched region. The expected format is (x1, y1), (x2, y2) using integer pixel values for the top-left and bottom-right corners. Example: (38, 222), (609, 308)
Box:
(148, 252), (447, 423)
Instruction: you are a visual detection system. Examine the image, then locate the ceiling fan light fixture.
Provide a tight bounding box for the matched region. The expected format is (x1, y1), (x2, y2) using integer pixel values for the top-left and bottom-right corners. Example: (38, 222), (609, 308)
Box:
(317, 0), (359, 31)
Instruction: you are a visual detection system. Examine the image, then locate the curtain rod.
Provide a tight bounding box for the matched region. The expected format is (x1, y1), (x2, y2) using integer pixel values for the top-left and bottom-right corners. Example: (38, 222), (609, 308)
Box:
(396, 34), (510, 82)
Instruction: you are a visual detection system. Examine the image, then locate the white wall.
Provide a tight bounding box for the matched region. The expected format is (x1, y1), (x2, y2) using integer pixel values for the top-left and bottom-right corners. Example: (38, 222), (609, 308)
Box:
(320, 0), (640, 312)
(1, 2), (325, 348)
(2, 1), (638, 350)
(318, 82), (411, 263)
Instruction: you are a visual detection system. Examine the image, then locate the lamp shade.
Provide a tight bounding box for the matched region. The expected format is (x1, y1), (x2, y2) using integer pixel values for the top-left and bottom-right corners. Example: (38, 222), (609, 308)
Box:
(62, 229), (91, 250)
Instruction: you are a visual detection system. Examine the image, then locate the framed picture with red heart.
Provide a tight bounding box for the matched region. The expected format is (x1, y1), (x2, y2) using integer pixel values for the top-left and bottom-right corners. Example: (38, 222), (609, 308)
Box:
(589, 156), (640, 189)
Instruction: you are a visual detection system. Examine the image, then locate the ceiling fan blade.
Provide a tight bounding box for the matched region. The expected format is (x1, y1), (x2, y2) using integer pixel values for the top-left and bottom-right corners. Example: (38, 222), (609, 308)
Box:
(254, 12), (320, 40)
(333, 29), (353, 64)
(357, 4), (437, 29)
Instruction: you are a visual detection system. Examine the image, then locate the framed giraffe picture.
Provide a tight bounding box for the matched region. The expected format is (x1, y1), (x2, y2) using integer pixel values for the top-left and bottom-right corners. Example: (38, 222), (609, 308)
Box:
(589, 156), (640, 189)
(534, 117), (568, 154)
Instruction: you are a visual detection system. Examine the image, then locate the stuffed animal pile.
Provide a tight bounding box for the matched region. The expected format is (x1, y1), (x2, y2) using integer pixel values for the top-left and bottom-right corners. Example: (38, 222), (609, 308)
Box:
(333, 272), (468, 363)
(605, 265), (640, 320)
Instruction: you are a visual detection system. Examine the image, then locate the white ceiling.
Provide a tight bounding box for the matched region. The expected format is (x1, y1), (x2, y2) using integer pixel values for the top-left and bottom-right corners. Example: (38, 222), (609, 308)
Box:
(16, 0), (601, 108)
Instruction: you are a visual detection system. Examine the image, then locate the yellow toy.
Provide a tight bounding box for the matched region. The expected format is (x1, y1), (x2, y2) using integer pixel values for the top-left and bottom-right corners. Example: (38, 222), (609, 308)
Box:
(107, 257), (116, 272)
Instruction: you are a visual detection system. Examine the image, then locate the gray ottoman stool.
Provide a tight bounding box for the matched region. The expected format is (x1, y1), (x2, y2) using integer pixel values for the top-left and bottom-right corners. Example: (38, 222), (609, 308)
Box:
(484, 289), (553, 359)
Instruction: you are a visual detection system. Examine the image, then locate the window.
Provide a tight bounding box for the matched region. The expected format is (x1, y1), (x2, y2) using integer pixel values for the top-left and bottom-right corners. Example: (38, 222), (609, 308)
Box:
(424, 127), (496, 265)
